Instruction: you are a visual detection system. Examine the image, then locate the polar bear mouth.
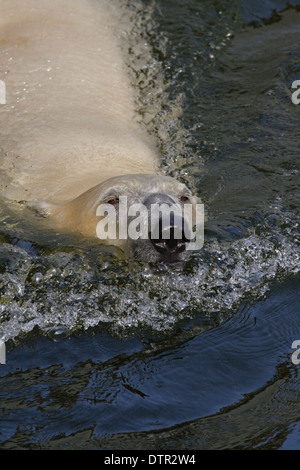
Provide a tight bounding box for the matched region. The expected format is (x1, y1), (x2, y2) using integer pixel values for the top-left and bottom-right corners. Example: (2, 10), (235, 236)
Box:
(149, 220), (189, 255)
(150, 237), (187, 255)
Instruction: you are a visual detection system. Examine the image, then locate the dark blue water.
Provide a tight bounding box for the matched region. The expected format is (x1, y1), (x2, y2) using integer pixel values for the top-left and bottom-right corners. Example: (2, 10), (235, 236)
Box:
(1, 275), (299, 449)
(0, 0), (300, 450)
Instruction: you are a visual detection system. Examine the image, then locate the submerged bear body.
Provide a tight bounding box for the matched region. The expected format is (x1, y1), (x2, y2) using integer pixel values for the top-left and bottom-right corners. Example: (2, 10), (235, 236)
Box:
(0, 0), (200, 261)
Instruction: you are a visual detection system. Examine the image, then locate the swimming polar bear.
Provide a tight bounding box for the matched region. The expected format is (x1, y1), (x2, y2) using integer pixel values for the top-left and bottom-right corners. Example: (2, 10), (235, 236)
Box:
(0, 0), (201, 261)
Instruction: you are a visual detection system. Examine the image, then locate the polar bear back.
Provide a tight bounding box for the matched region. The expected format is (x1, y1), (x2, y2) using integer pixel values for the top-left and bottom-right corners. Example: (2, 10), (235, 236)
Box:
(0, 0), (159, 203)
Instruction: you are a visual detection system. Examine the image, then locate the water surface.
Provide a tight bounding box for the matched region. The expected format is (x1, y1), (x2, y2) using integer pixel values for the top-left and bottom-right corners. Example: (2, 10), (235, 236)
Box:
(0, 0), (299, 450)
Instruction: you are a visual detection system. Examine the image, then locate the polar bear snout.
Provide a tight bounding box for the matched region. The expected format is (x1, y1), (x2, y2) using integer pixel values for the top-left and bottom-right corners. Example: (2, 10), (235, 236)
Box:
(149, 213), (188, 255)
(144, 193), (190, 256)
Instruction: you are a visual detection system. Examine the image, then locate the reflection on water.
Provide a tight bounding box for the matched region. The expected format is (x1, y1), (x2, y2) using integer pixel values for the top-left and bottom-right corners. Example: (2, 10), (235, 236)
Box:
(1, 276), (299, 449)
(0, 0), (300, 450)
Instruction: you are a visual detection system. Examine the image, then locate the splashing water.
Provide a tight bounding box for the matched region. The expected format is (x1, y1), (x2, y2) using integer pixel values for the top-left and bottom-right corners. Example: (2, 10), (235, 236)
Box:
(0, 0), (299, 344)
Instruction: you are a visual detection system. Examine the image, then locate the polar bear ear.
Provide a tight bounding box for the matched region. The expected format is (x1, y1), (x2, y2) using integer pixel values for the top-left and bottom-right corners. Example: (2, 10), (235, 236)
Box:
(23, 200), (59, 218)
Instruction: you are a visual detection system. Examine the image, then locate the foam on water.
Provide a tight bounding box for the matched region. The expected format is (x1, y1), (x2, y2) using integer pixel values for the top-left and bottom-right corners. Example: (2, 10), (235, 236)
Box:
(0, 202), (298, 342)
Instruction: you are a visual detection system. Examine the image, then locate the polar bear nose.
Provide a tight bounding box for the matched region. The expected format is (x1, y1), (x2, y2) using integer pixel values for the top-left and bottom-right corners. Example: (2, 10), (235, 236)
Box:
(149, 212), (188, 255)
(144, 193), (189, 255)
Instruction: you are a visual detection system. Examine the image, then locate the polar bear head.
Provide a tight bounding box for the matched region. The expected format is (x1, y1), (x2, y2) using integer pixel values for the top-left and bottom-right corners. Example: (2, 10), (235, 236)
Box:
(42, 174), (203, 262)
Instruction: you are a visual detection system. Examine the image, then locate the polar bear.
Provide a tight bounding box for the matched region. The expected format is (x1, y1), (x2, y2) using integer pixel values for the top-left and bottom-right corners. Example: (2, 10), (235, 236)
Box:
(0, 0), (200, 261)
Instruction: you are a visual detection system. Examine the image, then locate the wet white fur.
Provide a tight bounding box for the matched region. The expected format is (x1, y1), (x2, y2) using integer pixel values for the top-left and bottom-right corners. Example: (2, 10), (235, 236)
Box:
(0, 0), (159, 203)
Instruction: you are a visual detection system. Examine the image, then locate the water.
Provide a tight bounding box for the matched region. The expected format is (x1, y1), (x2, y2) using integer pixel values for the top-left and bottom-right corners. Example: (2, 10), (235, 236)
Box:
(0, 0), (300, 450)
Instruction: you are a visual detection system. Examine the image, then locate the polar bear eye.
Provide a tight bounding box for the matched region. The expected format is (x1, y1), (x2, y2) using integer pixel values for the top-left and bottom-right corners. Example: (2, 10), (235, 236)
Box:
(180, 195), (190, 202)
(107, 197), (119, 205)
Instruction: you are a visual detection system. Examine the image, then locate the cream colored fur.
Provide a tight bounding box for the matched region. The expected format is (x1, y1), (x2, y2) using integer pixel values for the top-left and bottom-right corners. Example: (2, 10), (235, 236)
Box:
(0, 0), (198, 259)
(0, 0), (158, 204)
